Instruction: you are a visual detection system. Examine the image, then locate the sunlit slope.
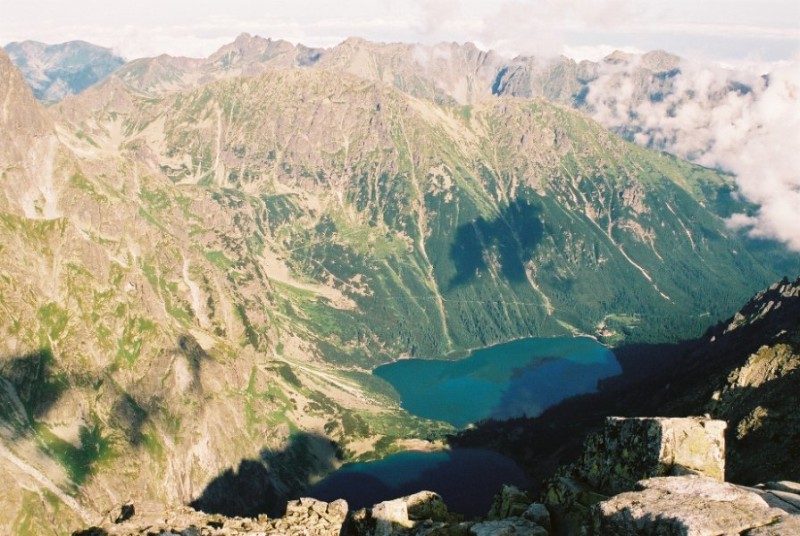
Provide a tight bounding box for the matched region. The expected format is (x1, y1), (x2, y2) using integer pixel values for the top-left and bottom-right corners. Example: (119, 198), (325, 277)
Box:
(60, 68), (792, 358)
(0, 51), (444, 534)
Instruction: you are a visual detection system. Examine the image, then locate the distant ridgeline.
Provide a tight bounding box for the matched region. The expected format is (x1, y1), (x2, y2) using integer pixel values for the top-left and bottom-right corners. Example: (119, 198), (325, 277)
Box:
(3, 40), (124, 101)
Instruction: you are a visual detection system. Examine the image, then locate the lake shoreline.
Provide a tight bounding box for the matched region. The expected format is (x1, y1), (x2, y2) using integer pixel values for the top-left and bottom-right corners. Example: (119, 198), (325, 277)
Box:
(391, 332), (603, 366)
(374, 336), (621, 428)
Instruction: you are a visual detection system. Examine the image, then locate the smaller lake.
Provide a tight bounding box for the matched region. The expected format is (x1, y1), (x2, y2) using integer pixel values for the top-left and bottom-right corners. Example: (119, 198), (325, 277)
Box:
(307, 449), (529, 516)
(374, 337), (620, 428)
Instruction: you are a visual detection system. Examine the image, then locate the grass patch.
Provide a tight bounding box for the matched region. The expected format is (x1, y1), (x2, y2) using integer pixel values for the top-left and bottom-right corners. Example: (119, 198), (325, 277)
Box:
(36, 422), (112, 487)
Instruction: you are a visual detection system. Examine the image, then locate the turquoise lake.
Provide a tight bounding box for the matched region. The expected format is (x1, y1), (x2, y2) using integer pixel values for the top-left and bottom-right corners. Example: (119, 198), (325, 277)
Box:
(374, 336), (620, 428)
(305, 337), (619, 515)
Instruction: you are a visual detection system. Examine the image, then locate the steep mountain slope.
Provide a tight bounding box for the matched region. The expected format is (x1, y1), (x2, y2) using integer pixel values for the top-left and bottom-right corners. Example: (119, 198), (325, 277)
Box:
(0, 41), (797, 534)
(62, 66), (795, 352)
(4, 40), (124, 102)
(0, 50), (441, 534)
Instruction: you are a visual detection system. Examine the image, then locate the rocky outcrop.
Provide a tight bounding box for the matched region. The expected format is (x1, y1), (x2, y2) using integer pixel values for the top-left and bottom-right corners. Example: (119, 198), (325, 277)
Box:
(542, 416), (800, 534)
(74, 487), (558, 536)
(592, 476), (800, 535)
(543, 416), (727, 533)
(577, 416), (726, 493)
(344, 490), (463, 535)
(74, 497), (348, 535)
(73, 415), (800, 535)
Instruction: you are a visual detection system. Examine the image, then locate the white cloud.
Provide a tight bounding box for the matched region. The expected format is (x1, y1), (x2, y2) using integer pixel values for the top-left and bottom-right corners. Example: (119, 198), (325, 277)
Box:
(2, 0), (798, 62)
(584, 54), (800, 251)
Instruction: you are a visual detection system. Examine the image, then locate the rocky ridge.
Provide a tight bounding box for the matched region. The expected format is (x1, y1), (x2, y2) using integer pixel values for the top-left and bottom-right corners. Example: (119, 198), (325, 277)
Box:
(3, 40), (124, 102)
(452, 276), (800, 493)
(74, 417), (800, 535)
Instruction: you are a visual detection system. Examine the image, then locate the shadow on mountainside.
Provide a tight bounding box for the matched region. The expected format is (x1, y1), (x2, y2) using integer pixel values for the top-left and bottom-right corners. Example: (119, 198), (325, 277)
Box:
(486, 352), (622, 423)
(449, 288), (800, 492)
(191, 432), (340, 518)
(0, 334), (214, 485)
(0, 349), (67, 434)
(449, 199), (544, 289)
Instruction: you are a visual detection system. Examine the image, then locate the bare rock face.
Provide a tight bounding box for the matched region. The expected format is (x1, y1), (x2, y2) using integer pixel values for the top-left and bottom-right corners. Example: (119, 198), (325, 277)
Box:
(544, 416), (727, 534)
(344, 491), (462, 536)
(591, 475), (800, 536)
(580, 416), (727, 493)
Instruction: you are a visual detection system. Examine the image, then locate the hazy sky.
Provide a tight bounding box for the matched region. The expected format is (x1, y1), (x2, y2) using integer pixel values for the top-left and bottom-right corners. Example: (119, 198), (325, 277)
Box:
(1, 0), (798, 62)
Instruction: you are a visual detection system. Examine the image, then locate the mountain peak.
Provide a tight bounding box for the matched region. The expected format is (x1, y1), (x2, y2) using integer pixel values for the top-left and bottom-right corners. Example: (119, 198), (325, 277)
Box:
(640, 49), (681, 72)
(0, 48), (51, 134)
(4, 39), (124, 101)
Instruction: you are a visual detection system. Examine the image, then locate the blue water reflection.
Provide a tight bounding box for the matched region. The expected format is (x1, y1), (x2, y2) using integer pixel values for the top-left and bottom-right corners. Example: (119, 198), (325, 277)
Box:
(374, 337), (620, 427)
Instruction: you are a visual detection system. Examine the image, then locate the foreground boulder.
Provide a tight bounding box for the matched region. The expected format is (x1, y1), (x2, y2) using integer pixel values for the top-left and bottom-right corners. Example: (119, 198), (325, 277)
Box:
(573, 416), (727, 493)
(343, 490), (465, 535)
(592, 475), (800, 535)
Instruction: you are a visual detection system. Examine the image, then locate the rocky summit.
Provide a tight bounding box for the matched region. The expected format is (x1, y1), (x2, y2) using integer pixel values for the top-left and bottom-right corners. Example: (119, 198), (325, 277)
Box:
(74, 417), (800, 535)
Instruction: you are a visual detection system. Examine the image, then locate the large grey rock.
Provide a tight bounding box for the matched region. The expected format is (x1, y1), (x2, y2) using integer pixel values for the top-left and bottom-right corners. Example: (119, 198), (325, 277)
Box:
(591, 475), (789, 535)
(522, 503), (551, 533)
(579, 417), (727, 494)
(741, 514), (800, 535)
(762, 481), (800, 495)
(745, 486), (800, 516)
(487, 485), (533, 520)
(405, 491), (451, 522)
(372, 498), (414, 535)
(345, 491), (457, 535)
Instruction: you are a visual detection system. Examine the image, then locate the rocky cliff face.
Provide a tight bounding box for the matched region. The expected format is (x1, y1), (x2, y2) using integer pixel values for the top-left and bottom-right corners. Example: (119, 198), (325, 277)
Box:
(543, 417), (800, 535)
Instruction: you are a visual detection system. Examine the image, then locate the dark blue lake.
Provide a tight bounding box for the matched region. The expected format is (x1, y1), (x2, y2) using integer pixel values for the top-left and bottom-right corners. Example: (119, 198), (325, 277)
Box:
(307, 448), (529, 516)
(374, 337), (620, 428)
(306, 337), (618, 516)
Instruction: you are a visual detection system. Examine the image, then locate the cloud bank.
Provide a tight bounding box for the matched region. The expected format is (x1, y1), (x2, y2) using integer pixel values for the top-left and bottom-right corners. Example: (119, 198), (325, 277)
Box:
(584, 55), (800, 251)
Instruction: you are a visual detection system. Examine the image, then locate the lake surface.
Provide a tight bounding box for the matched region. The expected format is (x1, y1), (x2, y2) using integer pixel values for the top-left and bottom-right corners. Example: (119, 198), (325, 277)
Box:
(307, 449), (529, 516)
(374, 337), (620, 428)
(306, 338), (618, 516)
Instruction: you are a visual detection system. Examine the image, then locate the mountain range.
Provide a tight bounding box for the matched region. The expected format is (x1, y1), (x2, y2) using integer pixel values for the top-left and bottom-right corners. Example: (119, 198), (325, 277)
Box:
(3, 40), (124, 102)
(0, 34), (797, 534)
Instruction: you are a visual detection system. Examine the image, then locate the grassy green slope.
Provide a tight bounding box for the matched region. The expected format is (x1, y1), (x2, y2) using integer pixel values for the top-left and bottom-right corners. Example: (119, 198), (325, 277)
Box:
(107, 70), (797, 358)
